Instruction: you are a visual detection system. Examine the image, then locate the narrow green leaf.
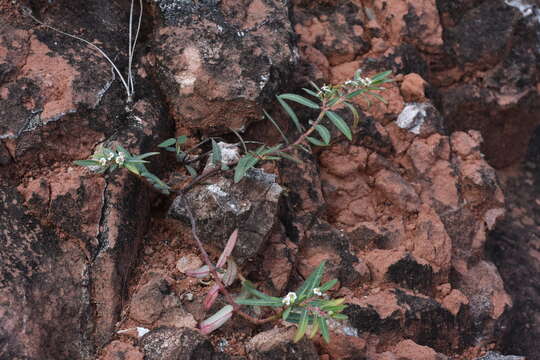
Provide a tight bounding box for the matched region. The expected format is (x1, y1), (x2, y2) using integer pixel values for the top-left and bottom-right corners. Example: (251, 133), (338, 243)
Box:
(346, 88), (368, 99)
(327, 96), (341, 107)
(279, 94), (320, 109)
(277, 96), (303, 133)
(124, 163), (140, 175)
(319, 279), (338, 292)
(297, 261), (326, 297)
(309, 315), (320, 338)
(318, 317), (330, 344)
(315, 124), (331, 144)
(235, 298), (283, 307)
(264, 109), (289, 144)
(276, 151), (303, 164)
(321, 305), (347, 313)
(165, 147), (176, 152)
(367, 91), (388, 104)
(186, 165), (197, 177)
(229, 127), (248, 153)
(344, 102), (360, 128)
(326, 111), (352, 141)
(331, 313), (348, 320)
(74, 160), (101, 167)
(176, 135), (188, 144)
(285, 311), (315, 325)
(282, 306), (293, 321)
(115, 145), (131, 157)
(134, 152), (160, 160)
(234, 154), (258, 183)
(309, 81), (321, 91)
(307, 136), (328, 147)
(302, 88), (320, 98)
(211, 139), (222, 164)
(126, 159), (149, 164)
(294, 309), (309, 343)
(371, 70), (392, 82)
(158, 138), (177, 148)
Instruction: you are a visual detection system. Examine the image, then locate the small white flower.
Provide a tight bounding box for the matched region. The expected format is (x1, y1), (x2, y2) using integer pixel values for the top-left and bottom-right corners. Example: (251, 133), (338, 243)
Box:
(328, 310), (334, 316)
(321, 85), (332, 93)
(115, 152), (125, 165)
(106, 152), (115, 161)
(313, 288), (322, 296)
(99, 158), (107, 166)
(282, 292), (297, 306)
(359, 77), (373, 86)
(344, 80), (356, 86)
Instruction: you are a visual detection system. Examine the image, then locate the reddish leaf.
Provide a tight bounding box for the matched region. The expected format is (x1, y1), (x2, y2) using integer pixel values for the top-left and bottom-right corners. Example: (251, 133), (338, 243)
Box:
(217, 229), (238, 268)
(200, 305), (234, 335)
(204, 284), (220, 310)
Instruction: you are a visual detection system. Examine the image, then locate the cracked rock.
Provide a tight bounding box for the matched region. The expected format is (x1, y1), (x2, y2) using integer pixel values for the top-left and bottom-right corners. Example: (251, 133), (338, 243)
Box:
(168, 169), (283, 263)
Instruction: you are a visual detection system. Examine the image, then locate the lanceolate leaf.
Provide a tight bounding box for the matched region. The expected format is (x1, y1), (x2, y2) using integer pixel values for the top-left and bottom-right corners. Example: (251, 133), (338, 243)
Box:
(241, 280), (282, 301)
(319, 278), (338, 292)
(277, 96), (303, 133)
(302, 88), (320, 98)
(344, 102), (360, 128)
(235, 298), (283, 307)
(186, 165), (198, 177)
(326, 111), (352, 141)
(315, 124), (331, 144)
(217, 229), (238, 268)
(276, 151), (303, 164)
(158, 138), (176, 148)
(294, 309), (309, 343)
(74, 160), (101, 167)
(134, 152), (160, 160)
(211, 139), (222, 164)
(307, 136), (328, 147)
(282, 306), (293, 321)
(279, 94), (320, 109)
(185, 265), (211, 279)
(200, 305), (233, 335)
(234, 154), (259, 183)
(309, 315), (320, 339)
(366, 91), (388, 104)
(204, 284), (220, 310)
(346, 88), (368, 99)
(297, 261), (326, 297)
(371, 70), (392, 82)
(318, 317), (330, 343)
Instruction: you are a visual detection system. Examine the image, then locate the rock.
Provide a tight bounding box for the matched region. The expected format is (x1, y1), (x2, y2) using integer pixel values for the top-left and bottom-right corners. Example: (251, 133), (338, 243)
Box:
(151, 0), (295, 132)
(246, 327), (319, 360)
(298, 221), (365, 288)
(396, 103), (446, 138)
(400, 73), (427, 102)
(129, 273), (195, 329)
(140, 327), (219, 360)
(0, 2), (171, 357)
(315, 331), (366, 360)
(391, 339), (439, 360)
(437, 0), (540, 168)
(168, 169), (283, 263)
(374, 169), (420, 213)
(474, 352), (525, 360)
(99, 341), (143, 360)
(261, 227), (298, 294)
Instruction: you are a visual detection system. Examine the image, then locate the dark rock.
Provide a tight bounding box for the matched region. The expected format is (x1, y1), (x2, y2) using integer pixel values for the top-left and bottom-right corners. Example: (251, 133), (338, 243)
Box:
(474, 352), (525, 360)
(140, 327), (220, 360)
(168, 169), (283, 263)
(344, 304), (401, 335)
(387, 254), (434, 295)
(151, 0), (295, 133)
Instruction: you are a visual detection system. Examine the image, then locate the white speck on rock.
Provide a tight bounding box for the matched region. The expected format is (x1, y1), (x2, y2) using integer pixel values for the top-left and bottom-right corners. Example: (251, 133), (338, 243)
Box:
(207, 184), (228, 197)
(137, 327), (150, 337)
(396, 103), (428, 135)
(505, 0), (539, 19)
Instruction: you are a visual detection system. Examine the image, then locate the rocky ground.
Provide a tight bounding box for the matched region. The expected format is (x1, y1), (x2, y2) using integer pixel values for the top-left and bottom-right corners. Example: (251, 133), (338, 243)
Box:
(1, 0), (539, 359)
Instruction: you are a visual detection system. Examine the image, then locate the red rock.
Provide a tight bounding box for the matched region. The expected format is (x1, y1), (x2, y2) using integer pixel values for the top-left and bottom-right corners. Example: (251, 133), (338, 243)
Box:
(401, 73), (427, 102)
(392, 339), (438, 360)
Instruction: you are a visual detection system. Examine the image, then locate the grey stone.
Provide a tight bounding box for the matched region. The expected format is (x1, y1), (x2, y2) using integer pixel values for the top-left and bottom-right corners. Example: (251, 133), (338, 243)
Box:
(168, 169), (282, 263)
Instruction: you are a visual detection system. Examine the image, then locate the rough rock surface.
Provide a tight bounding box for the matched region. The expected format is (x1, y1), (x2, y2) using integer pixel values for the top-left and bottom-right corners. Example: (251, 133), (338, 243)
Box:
(1, 0), (539, 359)
(140, 327), (221, 360)
(168, 169), (283, 262)
(151, 0), (296, 133)
(246, 327), (319, 360)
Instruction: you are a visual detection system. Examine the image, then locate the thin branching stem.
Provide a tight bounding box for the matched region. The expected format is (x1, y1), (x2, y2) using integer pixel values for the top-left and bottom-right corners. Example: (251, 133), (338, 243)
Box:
(180, 193), (281, 325)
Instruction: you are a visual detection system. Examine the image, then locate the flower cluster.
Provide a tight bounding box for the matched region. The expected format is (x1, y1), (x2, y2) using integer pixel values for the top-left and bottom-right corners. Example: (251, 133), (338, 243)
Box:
(282, 292), (297, 306)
